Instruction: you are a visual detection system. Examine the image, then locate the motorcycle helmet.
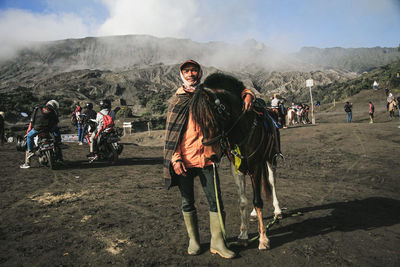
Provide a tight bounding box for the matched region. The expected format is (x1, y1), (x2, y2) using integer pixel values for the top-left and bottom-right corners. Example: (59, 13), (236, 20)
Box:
(16, 135), (27, 152)
(46, 100), (59, 112)
(99, 99), (111, 110)
(85, 102), (93, 110)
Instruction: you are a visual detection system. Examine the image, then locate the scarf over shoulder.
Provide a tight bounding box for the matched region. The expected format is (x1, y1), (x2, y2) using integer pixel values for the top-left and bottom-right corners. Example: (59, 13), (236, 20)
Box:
(163, 91), (192, 189)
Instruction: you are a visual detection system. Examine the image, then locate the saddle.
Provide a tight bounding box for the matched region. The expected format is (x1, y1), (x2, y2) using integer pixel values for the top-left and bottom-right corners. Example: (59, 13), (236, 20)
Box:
(229, 98), (283, 174)
(253, 98), (282, 130)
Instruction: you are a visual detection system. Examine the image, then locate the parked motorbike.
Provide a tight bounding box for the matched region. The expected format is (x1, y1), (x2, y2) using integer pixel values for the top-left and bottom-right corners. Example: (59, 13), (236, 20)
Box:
(86, 121), (123, 163)
(16, 131), (63, 169)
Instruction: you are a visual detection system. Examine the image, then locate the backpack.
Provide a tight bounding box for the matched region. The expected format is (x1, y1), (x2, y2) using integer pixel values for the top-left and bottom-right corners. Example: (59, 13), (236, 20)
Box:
(100, 112), (114, 129)
(71, 111), (77, 126)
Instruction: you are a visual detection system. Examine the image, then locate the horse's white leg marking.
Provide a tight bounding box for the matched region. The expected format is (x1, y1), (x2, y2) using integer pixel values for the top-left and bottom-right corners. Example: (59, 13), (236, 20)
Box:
(267, 161), (282, 219)
(255, 207), (270, 250)
(231, 164), (249, 241)
(250, 207), (257, 217)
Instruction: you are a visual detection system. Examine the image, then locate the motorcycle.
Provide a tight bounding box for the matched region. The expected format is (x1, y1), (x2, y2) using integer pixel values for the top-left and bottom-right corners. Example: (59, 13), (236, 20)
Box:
(16, 131), (63, 169)
(86, 121), (123, 163)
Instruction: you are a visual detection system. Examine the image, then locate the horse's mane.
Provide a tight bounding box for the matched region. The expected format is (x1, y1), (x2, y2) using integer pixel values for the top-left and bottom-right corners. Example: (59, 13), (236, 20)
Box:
(202, 73), (245, 97)
(190, 73), (245, 139)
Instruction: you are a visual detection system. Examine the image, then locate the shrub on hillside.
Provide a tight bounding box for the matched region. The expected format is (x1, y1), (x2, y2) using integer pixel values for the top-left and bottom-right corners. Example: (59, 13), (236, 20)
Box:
(116, 107), (133, 119)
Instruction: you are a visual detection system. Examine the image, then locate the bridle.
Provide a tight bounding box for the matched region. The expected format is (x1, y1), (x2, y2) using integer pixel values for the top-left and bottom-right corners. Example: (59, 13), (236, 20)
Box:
(200, 87), (263, 161)
(200, 87), (245, 146)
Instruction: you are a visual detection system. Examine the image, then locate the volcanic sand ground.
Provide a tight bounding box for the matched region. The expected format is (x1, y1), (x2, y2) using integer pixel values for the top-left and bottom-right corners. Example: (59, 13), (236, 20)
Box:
(1, 90), (400, 266)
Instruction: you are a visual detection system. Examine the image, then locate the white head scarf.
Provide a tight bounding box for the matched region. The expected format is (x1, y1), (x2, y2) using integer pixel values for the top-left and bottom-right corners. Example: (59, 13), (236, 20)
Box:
(179, 60), (203, 93)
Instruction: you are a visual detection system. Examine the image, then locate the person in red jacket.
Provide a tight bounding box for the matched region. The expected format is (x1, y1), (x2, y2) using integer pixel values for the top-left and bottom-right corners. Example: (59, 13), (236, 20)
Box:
(369, 101), (375, 124)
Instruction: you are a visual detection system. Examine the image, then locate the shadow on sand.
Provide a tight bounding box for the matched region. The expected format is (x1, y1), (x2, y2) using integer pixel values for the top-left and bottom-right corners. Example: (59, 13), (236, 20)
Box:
(230, 197), (400, 253)
(56, 156), (163, 170)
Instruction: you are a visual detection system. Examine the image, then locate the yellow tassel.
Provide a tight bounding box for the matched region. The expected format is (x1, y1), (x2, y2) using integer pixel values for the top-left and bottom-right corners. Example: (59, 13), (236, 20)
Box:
(234, 145), (242, 173)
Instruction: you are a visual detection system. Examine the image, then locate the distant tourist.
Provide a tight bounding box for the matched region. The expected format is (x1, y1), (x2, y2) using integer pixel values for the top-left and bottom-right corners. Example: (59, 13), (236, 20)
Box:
(0, 111), (5, 145)
(397, 96), (400, 119)
(79, 103), (97, 145)
(386, 92), (394, 112)
(303, 103), (311, 124)
(271, 93), (280, 109)
(344, 101), (353, 123)
(373, 81), (379, 90)
(388, 98), (397, 120)
(74, 103), (84, 145)
(368, 101), (374, 124)
(316, 101), (321, 112)
(385, 88), (389, 96)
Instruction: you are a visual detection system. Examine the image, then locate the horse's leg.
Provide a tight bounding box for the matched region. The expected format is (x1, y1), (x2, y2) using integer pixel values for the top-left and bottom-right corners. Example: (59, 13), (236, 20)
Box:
(267, 161), (282, 219)
(250, 207), (257, 221)
(250, 169), (270, 250)
(231, 164), (249, 243)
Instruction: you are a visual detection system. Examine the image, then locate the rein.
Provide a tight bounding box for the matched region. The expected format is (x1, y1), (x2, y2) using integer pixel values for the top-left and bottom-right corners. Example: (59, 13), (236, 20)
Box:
(200, 86), (268, 161)
(201, 111), (246, 146)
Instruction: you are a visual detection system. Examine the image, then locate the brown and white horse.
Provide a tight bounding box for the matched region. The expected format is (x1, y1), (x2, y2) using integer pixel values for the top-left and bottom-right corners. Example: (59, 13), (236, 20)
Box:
(190, 73), (282, 250)
(286, 107), (297, 126)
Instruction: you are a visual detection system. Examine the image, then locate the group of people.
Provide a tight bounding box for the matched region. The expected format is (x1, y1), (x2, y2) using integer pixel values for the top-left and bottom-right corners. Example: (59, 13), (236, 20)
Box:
(344, 88), (400, 124)
(17, 98), (117, 168)
(72, 100), (117, 160)
(270, 94), (312, 127)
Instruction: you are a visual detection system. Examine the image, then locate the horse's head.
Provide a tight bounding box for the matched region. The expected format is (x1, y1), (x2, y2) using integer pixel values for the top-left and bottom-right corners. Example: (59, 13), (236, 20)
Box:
(190, 73), (244, 162)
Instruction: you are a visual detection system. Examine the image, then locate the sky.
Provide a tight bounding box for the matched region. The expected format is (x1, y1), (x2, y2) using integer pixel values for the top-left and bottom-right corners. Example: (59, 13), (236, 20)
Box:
(0, 0), (399, 59)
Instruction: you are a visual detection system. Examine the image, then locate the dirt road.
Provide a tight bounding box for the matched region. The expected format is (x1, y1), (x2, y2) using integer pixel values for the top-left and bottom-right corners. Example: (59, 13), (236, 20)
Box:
(1, 113), (399, 266)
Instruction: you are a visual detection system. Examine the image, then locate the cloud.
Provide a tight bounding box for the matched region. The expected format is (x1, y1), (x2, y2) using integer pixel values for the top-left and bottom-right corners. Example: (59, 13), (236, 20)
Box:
(98, 0), (199, 39)
(0, 8), (91, 60)
(97, 0), (259, 43)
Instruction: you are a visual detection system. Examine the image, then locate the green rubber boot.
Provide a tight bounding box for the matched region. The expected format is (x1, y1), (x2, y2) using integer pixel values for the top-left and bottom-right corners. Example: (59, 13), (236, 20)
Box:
(182, 210), (201, 255)
(209, 211), (236, 259)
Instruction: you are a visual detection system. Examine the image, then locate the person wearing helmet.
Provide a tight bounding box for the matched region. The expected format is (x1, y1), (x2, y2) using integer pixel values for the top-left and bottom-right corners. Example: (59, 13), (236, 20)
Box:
(87, 99), (115, 158)
(80, 102), (97, 146)
(0, 111), (5, 146)
(20, 100), (62, 168)
(83, 103), (97, 125)
(163, 60), (254, 259)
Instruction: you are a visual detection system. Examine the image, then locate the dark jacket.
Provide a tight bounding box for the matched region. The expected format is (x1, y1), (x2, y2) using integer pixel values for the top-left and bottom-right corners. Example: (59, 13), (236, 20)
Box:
(31, 106), (59, 131)
(344, 103), (352, 113)
(83, 108), (97, 124)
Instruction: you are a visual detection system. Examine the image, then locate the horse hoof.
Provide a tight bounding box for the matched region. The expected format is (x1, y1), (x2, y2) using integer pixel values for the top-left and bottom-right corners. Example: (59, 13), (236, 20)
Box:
(274, 212), (283, 220)
(258, 242), (270, 250)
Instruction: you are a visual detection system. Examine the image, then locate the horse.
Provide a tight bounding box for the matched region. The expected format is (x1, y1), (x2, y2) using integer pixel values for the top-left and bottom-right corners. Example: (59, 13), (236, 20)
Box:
(286, 107), (296, 126)
(190, 73), (283, 250)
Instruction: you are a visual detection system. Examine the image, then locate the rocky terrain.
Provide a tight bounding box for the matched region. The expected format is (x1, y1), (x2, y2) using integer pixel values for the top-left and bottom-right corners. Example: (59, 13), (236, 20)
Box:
(1, 35), (399, 120)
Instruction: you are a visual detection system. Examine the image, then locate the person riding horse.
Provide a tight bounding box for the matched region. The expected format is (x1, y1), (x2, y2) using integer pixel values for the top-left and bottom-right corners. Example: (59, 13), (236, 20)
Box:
(163, 60), (254, 259)
(271, 94), (286, 127)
